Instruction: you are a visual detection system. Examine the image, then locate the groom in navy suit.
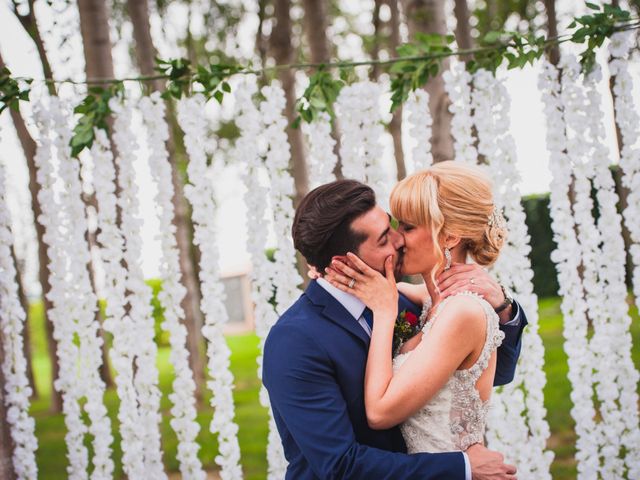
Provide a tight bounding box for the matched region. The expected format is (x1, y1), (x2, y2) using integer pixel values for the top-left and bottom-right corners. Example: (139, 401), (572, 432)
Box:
(263, 180), (525, 479)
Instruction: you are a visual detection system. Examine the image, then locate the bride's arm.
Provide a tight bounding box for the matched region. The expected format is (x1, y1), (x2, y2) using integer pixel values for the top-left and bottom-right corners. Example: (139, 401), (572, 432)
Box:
(365, 296), (485, 430)
(396, 282), (428, 306)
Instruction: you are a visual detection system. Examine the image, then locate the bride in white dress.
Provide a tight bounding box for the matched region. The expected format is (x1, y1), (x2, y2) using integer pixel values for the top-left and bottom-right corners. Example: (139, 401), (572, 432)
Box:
(326, 161), (508, 457)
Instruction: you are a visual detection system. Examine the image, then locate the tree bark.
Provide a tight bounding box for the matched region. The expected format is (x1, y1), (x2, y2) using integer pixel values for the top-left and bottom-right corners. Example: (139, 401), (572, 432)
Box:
(271, 0), (309, 208)
(77, 0), (117, 389)
(453, 0), (473, 51)
(400, 0), (454, 162)
(543, 0), (560, 67)
(127, 0), (206, 398)
(300, 0), (343, 179)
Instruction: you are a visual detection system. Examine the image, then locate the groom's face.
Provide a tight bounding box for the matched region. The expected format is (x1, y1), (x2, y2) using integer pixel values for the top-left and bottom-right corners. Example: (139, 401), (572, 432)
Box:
(350, 206), (404, 280)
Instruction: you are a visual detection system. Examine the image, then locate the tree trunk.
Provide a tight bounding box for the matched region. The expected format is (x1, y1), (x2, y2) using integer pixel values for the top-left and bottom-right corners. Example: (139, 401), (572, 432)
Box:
(387, 0), (406, 179)
(400, 0), (454, 162)
(0, 331), (16, 480)
(300, 0), (343, 179)
(77, 0), (117, 389)
(7, 0), (62, 412)
(543, 0), (560, 67)
(453, 0), (473, 51)
(127, 0), (206, 400)
(271, 0), (309, 208)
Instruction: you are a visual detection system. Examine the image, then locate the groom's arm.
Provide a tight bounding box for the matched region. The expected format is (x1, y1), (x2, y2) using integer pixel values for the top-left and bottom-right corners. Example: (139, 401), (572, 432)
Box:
(263, 324), (466, 480)
(494, 301), (527, 385)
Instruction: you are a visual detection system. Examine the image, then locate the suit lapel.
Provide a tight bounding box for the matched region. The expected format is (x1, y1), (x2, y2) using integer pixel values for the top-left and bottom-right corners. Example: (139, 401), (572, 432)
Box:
(305, 280), (371, 346)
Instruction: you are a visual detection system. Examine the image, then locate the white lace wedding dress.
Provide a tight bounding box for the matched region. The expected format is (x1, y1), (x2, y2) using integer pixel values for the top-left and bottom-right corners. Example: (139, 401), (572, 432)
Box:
(392, 291), (505, 453)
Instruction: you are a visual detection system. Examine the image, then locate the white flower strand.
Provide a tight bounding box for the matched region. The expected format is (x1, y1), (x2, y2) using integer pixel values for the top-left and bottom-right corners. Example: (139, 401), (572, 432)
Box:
(403, 89), (433, 172)
(562, 57), (624, 478)
(583, 64), (640, 478)
(335, 81), (390, 208)
(110, 98), (168, 478)
(88, 129), (150, 479)
(443, 61), (477, 164)
(0, 158), (39, 480)
(471, 69), (553, 479)
(33, 97), (114, 479)
(538, 59), (600, 479)
(33, 98), (89, 479)
(234, 79), (287, 479)
(610, 31), (640, 309)
(301, 111), (337, 187)
(53, 100), (114, 480)
(174, 93), (243, 479)
(259, 84), (303, 315)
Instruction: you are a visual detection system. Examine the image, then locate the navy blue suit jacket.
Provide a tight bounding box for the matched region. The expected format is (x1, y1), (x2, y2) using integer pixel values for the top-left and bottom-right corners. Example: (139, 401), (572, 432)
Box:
(262, 280), (527, 479)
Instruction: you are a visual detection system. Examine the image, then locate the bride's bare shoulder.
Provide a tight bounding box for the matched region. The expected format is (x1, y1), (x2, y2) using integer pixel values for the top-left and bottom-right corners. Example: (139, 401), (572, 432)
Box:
(431, 294), (487, 335)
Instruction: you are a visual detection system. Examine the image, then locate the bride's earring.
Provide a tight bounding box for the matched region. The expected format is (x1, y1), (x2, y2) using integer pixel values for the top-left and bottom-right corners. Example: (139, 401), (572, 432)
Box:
(444, 247), (452, 271)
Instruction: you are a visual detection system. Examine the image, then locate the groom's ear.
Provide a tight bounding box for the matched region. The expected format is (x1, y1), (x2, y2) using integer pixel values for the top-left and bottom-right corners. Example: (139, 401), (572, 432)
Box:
(332, 255), (357, 270)
(331, 255), (349, 264)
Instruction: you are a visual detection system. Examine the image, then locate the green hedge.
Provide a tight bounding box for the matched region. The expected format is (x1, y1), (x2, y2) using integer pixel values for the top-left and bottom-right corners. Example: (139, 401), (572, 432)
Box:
(522, 194), (560, 297)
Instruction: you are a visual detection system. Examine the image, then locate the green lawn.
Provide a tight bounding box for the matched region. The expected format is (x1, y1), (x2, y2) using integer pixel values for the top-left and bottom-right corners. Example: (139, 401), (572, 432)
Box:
(24, 297), (640, 478)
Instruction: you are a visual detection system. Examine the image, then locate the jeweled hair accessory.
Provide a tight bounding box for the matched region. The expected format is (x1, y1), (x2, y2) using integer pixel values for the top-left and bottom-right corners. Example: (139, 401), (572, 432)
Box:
(487, 206), (506, 229)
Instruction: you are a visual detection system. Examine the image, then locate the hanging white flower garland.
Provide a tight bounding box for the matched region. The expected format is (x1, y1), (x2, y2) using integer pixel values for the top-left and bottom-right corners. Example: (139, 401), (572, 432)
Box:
(110, 98), (170, 478)
(443, 60), (477, 164)
(233, 79), (287, 480)
(582, 63), (640, 478)
(403, 88), (433, 172)
(0, 157), (39, 480)
(562, 56), (628, 479)
(610, 31), (640, 309)
(335, 81), (390, 208)
(538, 58), (601, 479)
(32, 97), (114, 480)
(469, 68), (553, 479)
(174, 93), (243, 480)
(88, 128), (151, 479)
(259, 84), (304, 315)
(301, 111), (337, 187)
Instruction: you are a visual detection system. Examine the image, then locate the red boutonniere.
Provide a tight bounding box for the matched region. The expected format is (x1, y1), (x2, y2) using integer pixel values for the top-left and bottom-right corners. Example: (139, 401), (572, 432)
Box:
(393, 309), (422, 356)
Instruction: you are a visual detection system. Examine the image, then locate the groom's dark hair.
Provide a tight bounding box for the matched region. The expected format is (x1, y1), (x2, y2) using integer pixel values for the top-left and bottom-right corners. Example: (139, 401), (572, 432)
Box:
(292, 179), (376, 273)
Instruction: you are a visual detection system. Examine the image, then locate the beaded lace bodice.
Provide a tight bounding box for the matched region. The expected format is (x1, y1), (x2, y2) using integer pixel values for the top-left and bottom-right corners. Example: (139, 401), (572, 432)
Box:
(392, 291), (504, 453)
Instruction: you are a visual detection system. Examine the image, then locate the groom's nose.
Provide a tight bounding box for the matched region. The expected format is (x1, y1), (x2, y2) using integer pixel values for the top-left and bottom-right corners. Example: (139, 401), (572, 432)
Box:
(390, 228), (405, 249)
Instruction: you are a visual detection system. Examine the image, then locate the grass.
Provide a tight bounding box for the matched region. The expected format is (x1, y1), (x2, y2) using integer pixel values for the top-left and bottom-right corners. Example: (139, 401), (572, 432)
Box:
(23, 296), (640, 479)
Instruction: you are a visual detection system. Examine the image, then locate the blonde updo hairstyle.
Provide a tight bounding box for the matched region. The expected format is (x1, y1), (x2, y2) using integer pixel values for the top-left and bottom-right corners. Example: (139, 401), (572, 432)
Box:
(390, 161), (507, 287)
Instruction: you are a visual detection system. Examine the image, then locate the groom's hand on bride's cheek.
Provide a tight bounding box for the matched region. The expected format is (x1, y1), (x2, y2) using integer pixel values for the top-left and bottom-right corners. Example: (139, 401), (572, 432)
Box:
(436, 263), (503, 307)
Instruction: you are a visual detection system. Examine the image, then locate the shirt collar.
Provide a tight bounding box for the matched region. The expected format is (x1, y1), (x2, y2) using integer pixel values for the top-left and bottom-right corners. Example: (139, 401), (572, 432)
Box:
(316, 277), (366, 320)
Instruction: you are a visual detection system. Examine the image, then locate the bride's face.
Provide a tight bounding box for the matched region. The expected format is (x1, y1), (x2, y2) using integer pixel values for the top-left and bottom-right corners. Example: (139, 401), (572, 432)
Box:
(398, 221), (439, 277)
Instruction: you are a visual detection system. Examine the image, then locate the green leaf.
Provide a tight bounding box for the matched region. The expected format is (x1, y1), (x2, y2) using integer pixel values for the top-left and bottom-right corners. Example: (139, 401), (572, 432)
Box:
(585, 2), (600, 11)
(483, 31), (502, 44)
